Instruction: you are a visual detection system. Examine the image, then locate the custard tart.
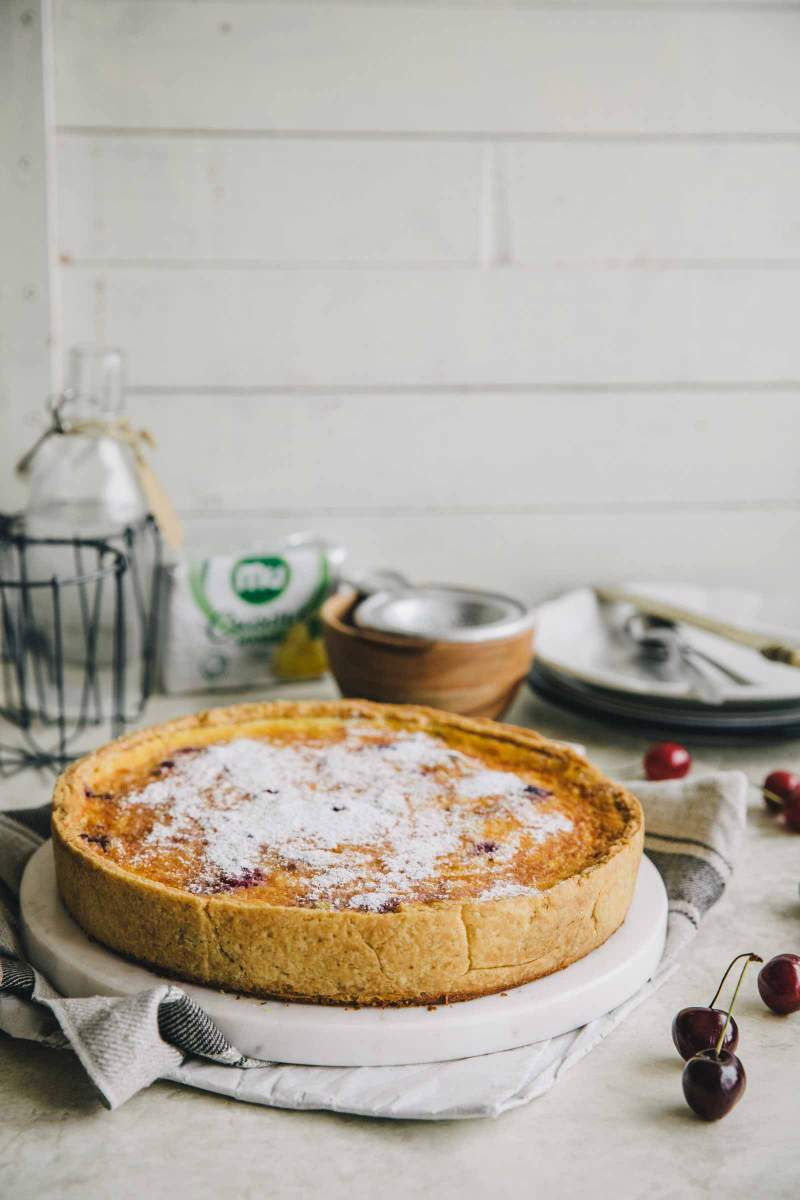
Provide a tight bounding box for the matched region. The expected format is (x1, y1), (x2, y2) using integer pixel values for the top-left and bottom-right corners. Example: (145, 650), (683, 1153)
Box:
(52, 700), (643, 1005)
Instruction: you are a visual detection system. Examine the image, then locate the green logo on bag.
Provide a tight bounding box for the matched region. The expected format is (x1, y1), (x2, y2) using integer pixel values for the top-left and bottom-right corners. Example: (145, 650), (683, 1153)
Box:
(231, 556), (291, 605)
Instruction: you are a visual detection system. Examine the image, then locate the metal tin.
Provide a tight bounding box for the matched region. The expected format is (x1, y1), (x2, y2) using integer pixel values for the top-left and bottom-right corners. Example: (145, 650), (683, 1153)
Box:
(353, 585), (534, 644)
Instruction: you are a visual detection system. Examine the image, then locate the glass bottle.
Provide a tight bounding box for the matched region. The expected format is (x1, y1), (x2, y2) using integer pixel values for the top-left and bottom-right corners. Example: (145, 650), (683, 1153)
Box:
(22, 346), (154, 677)
(24, 346), (147, 541)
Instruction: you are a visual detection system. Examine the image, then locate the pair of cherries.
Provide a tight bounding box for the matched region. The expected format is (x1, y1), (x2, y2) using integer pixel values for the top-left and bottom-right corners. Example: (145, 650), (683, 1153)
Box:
(673, 952), (800, 1120)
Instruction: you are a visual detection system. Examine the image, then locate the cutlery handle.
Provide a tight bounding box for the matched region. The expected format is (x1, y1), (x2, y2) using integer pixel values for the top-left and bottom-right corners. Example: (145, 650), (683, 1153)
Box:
(595, 586), (800, 671)
(761, 644), (800, 669)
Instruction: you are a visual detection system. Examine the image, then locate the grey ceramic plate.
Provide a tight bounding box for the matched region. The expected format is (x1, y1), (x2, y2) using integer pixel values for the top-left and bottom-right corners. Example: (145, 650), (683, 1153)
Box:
(530, 662), (800, 738)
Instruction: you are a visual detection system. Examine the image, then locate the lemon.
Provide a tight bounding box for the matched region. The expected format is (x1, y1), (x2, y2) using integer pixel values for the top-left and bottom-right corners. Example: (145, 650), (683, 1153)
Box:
(273, 621), (328, 680)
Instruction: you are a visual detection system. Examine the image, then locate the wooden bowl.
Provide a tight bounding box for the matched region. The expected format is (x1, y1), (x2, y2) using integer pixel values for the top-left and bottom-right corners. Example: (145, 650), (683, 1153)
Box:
(321, 592), (534, 720)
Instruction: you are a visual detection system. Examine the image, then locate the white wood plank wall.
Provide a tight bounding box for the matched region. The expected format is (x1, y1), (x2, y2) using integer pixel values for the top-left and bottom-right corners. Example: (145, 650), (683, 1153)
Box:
(2, 0), (799, 601)
(0, 2), (58, 477)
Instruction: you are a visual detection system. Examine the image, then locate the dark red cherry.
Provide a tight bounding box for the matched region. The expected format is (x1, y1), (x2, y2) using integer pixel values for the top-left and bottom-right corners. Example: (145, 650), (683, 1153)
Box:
(762, 770), (800, 815)
(682, 1049), (746, 1121)
(784, 787), (800, 833)
(672, 1007), (739, 1061)
(671, 952), (753, 1061)
(644, 741), (691, 781)
(758, 954), (800, 1015)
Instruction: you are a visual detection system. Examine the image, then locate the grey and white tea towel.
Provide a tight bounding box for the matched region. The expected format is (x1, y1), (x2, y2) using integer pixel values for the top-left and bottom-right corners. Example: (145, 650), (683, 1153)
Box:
(0, 771), (746, 1119)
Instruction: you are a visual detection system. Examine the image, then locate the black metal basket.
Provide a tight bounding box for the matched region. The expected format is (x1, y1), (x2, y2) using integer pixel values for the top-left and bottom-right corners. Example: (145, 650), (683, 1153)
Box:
(0, 515), (161, 775)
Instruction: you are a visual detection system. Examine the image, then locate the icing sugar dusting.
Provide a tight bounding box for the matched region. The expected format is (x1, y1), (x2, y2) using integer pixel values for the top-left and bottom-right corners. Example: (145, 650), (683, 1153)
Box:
(124, 728), (572, 908)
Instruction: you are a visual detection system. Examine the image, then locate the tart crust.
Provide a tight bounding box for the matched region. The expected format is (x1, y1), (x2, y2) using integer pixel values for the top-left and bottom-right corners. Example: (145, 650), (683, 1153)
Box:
(52, 700), (643, 1006)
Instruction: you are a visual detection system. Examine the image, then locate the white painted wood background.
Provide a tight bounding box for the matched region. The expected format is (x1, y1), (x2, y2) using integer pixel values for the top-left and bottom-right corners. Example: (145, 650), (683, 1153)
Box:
(2, 0), (799, 601)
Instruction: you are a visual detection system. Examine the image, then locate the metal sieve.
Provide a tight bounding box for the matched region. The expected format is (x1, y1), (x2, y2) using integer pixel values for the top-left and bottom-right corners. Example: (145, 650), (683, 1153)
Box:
(352, 585), (534, 644)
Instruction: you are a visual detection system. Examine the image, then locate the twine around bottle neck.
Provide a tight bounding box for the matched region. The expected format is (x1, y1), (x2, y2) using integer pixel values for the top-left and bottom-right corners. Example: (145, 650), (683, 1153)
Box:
(16, 395), (183, 550)
(15, 395), (156, 477)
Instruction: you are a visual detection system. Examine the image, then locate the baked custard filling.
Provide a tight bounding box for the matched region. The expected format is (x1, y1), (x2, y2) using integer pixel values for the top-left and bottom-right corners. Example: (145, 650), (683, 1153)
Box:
(74, 722), (622, 913)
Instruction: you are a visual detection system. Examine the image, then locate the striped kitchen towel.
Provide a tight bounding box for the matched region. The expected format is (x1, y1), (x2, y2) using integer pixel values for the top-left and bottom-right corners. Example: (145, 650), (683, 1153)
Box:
(0, 771), (746, 1119)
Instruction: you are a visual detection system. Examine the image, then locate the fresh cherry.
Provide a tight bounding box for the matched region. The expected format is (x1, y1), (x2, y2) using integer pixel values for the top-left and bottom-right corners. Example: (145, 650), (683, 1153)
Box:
(784, 786), (800, 833)
(762, 770), (800, 815)
(757, 954), (800, 1015)
(644, 741), (691, 781)
(671, 952), (752, 1060)
(680, 952), (759, 1121)
(682, 1049), (746, 1121)
(672, 1007), (738, 1061)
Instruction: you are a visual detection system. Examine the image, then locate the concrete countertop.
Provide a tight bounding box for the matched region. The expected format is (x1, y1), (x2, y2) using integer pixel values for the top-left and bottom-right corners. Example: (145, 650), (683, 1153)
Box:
(2, 681), (798, 1199)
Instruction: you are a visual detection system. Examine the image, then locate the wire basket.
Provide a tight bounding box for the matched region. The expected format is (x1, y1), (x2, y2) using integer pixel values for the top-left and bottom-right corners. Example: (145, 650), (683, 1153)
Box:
(0, 515), (161, 775)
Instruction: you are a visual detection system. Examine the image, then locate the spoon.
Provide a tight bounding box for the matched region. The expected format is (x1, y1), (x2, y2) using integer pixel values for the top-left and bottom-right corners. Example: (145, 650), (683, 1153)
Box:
(625, 614), (754, 704)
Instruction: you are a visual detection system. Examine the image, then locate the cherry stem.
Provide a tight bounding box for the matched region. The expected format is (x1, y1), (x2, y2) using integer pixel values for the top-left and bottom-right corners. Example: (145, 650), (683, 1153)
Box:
(709, 952), (759, 1009)
(714, 952), (763, 1056)
(763, 789), (784, 809)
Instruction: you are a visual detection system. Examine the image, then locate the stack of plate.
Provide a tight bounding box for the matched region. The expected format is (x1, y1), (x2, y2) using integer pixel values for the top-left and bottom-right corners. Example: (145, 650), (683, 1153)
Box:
(529, 584), (800, 739)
